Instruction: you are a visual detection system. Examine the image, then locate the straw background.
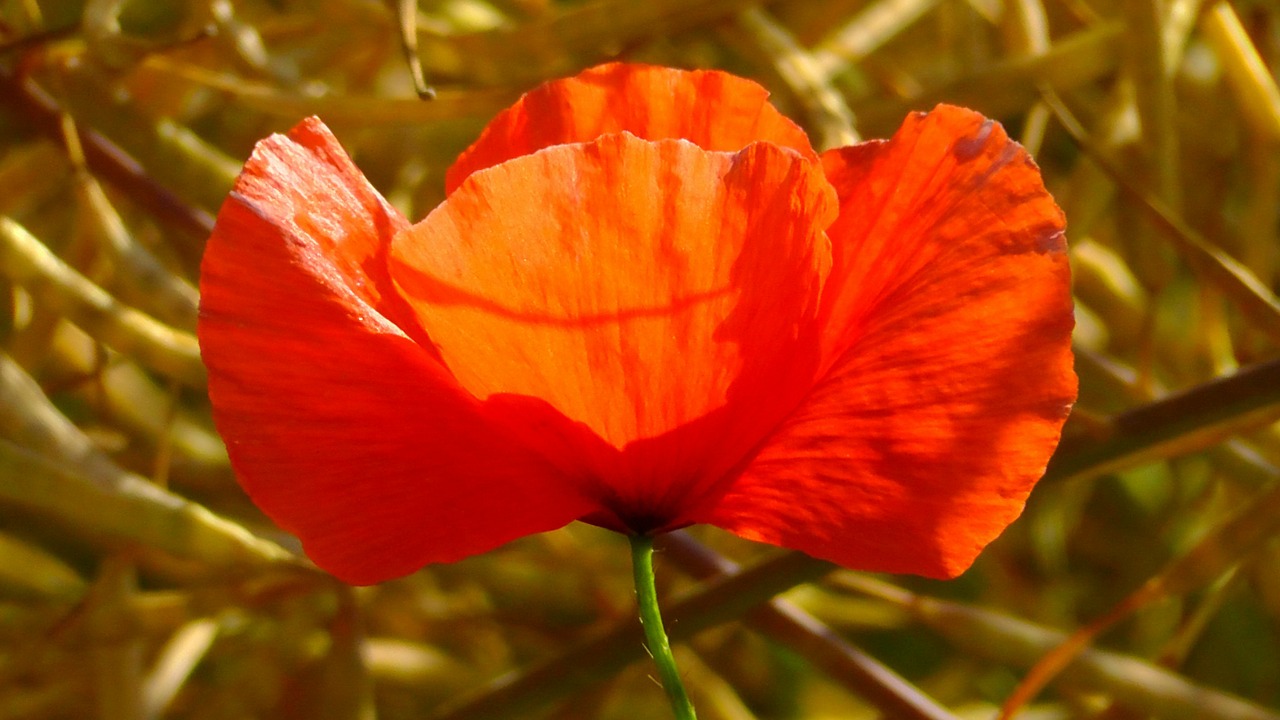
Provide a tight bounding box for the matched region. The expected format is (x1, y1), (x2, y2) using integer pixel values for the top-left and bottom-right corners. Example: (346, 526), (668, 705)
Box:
(2, 1), (1280, 718)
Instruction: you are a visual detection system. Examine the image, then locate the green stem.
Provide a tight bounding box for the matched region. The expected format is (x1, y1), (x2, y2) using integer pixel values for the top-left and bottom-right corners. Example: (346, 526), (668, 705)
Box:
(629, 534), (698, 720)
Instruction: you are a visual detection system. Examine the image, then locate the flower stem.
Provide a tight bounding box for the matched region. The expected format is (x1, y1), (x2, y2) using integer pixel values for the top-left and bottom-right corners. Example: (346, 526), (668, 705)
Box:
(629, 534), (698, 720)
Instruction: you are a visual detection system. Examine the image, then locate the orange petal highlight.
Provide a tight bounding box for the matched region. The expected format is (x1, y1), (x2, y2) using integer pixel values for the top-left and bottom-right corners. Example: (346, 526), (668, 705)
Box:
(445, 62), (815, 193)
(695, 106), (1076, 578)
(198, 119), (593, 584)
(392, 133), (836, 532)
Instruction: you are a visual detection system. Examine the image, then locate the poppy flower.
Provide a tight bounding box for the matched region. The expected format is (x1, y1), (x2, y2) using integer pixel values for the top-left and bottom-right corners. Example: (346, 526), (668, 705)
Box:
(198, 63), (1075, 586)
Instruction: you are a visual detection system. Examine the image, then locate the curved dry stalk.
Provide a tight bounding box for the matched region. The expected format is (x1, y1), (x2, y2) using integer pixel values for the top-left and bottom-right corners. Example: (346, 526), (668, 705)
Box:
(661, 533), (961, 720)
(1042, 88), (1280, 344)
(0, 437), (297, 571)
(1047, 357), (1280, 484)
(1203, 2), (1280, 143)
(64, 132), (200, 331)
(0, 216), (205, 386)
(0, 67), (215, 257)
(835, 575), (1280, 720)
(855, 22), (1123, 131)
(999, 478), (1280, 718)
(427, 551), (832, 720)
(731, 7), (860, 149)
(0, 350), (122, 482)
(0, 351), (287, 570)
(811, 0), (942, 74)
(415, 0), (762, 85)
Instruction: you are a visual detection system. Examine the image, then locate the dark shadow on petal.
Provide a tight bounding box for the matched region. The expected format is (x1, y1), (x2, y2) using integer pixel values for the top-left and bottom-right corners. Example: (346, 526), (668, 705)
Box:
(393, 136), (836, 532)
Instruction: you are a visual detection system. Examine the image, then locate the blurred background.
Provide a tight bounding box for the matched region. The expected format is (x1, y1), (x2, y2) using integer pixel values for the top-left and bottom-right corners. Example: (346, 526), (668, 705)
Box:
(2, 0), (1280, 718)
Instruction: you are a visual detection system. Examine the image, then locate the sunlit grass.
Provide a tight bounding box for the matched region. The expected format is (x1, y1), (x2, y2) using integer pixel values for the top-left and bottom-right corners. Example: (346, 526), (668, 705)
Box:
(2, 1), (1279, 718)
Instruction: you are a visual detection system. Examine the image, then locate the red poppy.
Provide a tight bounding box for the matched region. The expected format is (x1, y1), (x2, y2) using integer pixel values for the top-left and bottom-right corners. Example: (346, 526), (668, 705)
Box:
(199, 63), (1075, 585)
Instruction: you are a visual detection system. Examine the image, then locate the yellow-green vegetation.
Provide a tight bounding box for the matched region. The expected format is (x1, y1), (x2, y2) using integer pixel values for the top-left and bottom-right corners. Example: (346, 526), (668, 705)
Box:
(3, 0), (1280, 718)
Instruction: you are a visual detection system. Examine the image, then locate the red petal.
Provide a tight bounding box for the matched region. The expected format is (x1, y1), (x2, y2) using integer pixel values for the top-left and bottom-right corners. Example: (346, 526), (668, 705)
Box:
(694, 106), (1076, 578)
(198, 118), (592, 584)
(445, 62), (816, 194)
(392, 134), (836, 532)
